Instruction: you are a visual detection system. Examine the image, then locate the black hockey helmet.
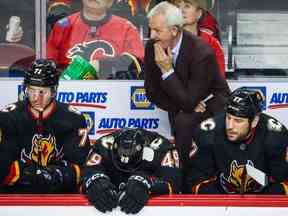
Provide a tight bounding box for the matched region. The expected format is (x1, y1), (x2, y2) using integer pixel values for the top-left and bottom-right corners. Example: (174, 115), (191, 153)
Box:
(112, 128), (146, 172)
(24, 58), (59, 88)
(226, 87), (264, 119)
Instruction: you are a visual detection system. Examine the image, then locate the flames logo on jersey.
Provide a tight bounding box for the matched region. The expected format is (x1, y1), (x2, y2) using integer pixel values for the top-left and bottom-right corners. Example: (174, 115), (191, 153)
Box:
(21, 134), (63, 166)
(220, 160), (263, 193)
(67, 40), (115, 62)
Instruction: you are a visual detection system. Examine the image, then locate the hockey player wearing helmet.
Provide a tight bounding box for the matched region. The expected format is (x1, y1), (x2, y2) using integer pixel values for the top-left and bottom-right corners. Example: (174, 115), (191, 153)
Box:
(184, 87), (288, 194)
(23, 59), (60, 114)
(0, 59), (91, 193)
(82, 128), (181, 214)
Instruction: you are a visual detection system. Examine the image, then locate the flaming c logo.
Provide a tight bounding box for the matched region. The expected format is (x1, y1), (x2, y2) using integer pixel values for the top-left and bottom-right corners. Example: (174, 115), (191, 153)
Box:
(31, 135), (56, 166)
(67, 40), (115, 62)
(21, 134), (63, 166)
(220, 160), (262, 193)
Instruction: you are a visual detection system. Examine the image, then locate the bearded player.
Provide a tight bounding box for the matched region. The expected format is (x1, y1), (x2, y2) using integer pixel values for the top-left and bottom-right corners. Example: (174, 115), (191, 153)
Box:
(185, 87), (288, 194)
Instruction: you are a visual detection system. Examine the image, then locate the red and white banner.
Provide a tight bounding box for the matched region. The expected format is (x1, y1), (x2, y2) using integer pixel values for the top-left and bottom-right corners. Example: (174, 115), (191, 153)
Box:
(0, 194), (287, 216)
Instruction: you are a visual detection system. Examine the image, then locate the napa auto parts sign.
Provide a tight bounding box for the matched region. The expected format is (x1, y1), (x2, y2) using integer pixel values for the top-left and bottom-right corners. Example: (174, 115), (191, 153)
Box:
(1, 80), (171, 140)
(0, 79), (287, 140)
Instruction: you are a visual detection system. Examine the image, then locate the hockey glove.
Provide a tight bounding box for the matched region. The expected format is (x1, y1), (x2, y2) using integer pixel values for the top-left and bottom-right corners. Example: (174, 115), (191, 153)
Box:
(263, 183), (286, 194)
(118, 175), (151, 214)
(84, 173), (118, 213)
(20, 164), (65, 193)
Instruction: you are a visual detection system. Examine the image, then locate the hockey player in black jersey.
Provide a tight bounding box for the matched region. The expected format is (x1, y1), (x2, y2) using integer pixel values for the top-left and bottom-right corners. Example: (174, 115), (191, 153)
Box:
(0, 59), (91, 193)
(82, 128), (181, 214)
(185, 87), (288, 194)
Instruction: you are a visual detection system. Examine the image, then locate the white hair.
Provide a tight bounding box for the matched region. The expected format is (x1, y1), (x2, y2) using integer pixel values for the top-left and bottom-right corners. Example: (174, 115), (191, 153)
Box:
(147, 1), (183, 27)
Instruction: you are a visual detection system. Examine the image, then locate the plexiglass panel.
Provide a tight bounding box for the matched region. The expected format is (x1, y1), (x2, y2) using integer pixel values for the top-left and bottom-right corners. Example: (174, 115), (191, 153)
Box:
(0, 0), (36, 76)
(214, 0), (288, 78)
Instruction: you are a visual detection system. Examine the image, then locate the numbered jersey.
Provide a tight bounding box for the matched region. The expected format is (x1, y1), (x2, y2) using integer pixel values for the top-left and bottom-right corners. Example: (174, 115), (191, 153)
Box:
(186, 113), (288, 194)
(0, 100), (91, 187)
(83, 129), (181, 193)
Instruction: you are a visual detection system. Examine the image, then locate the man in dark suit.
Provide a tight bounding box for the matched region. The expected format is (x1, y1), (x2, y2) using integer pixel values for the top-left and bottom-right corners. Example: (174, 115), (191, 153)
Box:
(144, 1), (230, 192)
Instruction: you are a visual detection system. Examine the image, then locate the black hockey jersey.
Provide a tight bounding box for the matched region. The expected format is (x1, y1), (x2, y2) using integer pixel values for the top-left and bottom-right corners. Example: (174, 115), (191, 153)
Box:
(0, 100), (91, 192)
(83, 129), (181, 195)
(186, 113), (288, 194)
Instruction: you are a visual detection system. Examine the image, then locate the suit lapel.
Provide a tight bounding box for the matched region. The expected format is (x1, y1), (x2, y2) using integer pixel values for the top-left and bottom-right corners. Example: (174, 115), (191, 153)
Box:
(174, 32), (190, 83)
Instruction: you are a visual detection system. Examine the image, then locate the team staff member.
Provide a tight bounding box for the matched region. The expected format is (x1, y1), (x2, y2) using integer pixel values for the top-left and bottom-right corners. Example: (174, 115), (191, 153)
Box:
(144, 2), (230, 178)
(186, 87), (288, 194)
(0, 59), (91, 193)
(82, 128), (181, 214)
(167, 0), (221, 41)
(170, 0), (225, 77)
(47, 0), (144, 79)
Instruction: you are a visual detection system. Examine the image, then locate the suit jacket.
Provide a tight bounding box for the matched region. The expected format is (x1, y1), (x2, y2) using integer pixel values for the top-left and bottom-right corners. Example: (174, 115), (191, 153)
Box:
(144, 30), (230, 120)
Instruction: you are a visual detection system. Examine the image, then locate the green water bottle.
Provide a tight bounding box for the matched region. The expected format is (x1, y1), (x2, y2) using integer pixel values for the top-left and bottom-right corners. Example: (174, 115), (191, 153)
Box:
(61, 55), (99, 80)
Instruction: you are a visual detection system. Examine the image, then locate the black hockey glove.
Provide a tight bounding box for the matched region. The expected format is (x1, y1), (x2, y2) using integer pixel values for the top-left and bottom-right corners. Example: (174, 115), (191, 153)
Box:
(20, 164), (65, 193)
(84, 173), (118, 213)
(263, 183), (286, 194)
(118, 175), (151, 214)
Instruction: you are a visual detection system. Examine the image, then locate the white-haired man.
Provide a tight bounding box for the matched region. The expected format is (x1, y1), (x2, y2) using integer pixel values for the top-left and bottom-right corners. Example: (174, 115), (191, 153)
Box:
(144, 1), (230, 191)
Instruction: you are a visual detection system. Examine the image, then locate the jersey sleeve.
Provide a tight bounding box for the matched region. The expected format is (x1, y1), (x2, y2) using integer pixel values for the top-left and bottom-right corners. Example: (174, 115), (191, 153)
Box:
(122, 21), (144, 61)
(47, 17), (72, 68)
(209, 37), (225, 77)
(264, 120), (288, 194)
(143, 132), (182, 194)
(53, 107), (90, 190)
(61, 110), (91, 165)
(0, 130), (19, 185)
(0, 105), (22, 186)
(185, 119), (221, 194)
(81, 134), (112, 191)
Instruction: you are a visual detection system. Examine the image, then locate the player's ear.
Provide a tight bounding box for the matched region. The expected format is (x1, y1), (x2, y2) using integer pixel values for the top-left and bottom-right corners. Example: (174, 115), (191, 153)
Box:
(171, 25), (179, 37)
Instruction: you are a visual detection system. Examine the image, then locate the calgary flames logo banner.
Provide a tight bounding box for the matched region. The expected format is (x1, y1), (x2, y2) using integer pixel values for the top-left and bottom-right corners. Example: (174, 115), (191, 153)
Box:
(21, 134), (63, 166)
(67, 40), (115, 62)
(220, 160), (263, 193)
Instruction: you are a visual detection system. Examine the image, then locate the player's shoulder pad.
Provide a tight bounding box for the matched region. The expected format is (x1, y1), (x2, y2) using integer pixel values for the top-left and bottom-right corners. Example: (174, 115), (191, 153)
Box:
(145, 130), (174, 152)
(199, 117), (217, 132)
(196, 114), (224, 141)
(0, 103), (17, 113)
(59, 102), (81, 115)
(0, 101), (24, 113)
(262, 113), (287, 133)
(96, 133), (115, 151)
(58, 102), (88, 128)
